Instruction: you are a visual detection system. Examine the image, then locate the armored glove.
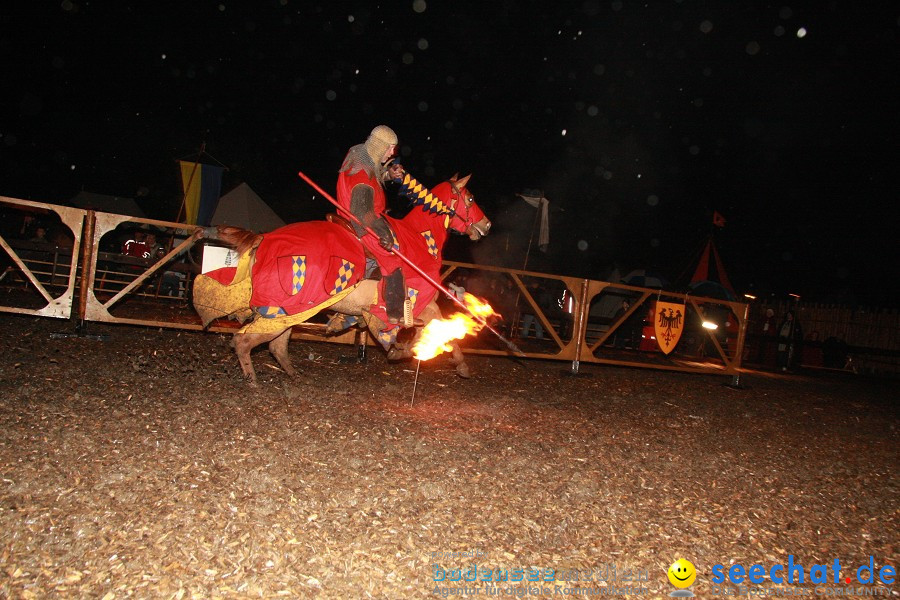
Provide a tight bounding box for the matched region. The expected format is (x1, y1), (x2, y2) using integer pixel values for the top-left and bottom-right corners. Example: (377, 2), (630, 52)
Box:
(351, 184), (394, 250)
(369, 216), (395, 250)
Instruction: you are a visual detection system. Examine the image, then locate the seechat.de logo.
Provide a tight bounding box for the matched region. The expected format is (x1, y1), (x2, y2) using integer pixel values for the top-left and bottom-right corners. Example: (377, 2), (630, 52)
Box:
(711, 556), (895, 586)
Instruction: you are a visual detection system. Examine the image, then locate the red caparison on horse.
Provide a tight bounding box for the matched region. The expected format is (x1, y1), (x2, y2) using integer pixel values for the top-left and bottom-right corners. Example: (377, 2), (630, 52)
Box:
(192, 173), (491, 385)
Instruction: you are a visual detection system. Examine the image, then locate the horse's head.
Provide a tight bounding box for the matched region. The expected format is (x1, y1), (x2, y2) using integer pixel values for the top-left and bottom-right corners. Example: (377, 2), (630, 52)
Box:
(446, 174), (492, 241)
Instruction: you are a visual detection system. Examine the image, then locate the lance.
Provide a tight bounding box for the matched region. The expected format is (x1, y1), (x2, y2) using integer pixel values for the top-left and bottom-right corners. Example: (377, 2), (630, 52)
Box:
(297, 170), (524, 357)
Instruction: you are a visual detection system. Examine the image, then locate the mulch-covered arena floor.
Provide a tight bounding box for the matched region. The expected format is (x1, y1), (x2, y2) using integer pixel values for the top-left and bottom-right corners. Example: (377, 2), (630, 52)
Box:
(0, 314), (896, 598)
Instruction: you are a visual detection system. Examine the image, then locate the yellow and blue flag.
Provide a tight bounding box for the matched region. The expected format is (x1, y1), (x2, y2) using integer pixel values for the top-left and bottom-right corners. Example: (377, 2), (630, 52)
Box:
(180, 161), (224, 226)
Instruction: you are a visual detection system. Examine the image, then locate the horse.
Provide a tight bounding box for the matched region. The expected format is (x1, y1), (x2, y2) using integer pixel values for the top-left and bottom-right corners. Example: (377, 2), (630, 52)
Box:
(192, 173), (491, 385)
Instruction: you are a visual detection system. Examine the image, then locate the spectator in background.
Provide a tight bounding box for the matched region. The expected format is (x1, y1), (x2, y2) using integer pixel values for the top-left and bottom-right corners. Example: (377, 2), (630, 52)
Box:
(756, 308), (778, 364)
(612, 299), (634, 349)
(28, 226), (48, 243)
(122, 231), (151, 259)
(17, 215), (37, 239)
(558, 287), (575, 339)
(519, 283), (546, 340)
(144, 233), (164, 259)
(776, 310), (803, 372)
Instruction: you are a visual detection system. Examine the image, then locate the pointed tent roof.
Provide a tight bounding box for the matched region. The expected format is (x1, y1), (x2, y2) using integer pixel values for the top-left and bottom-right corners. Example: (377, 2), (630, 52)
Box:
(70, 191), (146, 218)
(210, 183), (286, 233)
(689, 235), (735, 295)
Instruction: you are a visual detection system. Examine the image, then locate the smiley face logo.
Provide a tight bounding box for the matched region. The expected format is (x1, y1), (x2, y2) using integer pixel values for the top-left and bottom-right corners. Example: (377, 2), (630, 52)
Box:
(668, 558), (697, 589)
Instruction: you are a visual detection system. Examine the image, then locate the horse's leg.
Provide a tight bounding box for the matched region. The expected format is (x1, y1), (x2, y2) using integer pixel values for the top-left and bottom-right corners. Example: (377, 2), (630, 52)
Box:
(232, 330), (282, 386)
(268, 328), (297, 377)
(449, 340), (471, 379)
(355, 327), (369, 363)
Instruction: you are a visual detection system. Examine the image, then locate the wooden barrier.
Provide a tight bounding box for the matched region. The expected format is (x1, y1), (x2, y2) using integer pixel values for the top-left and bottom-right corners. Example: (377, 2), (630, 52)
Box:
(26, 197), (900, 376)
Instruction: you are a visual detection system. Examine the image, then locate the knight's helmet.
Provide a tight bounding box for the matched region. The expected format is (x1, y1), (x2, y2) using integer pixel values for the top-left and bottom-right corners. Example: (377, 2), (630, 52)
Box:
(364, 125), (398, 165)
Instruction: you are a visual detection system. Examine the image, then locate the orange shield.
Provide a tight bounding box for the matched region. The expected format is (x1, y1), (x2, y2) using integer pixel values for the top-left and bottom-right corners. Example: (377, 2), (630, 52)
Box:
(654, 301), (685, 355)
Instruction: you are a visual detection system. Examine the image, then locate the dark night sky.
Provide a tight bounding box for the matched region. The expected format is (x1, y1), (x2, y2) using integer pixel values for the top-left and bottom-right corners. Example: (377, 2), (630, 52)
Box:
(2, 1), (898, 305)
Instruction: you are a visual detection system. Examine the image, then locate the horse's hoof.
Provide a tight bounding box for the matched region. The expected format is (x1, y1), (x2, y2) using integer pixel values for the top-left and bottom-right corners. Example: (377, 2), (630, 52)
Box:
(455, 363), (472, 379)
(387, 347), (411, 362)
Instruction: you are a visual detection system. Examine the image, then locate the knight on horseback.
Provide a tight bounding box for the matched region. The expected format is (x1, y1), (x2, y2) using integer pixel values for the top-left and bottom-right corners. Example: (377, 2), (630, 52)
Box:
(192, 169), (492, 385)
(336, 125), (411, 326)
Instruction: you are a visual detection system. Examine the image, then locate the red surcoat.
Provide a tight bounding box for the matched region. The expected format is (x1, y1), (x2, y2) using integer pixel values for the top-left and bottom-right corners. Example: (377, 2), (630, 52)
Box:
(336, 168), (404, 275)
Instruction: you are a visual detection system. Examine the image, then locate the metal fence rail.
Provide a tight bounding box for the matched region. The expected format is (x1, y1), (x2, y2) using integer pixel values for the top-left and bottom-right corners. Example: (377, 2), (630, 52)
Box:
(440, 262), (749, 376)
(0, 197), (86, 319)
(1, 196), (750, 377)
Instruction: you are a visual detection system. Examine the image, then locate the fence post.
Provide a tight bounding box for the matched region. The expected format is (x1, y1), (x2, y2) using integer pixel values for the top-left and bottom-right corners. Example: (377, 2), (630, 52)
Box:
(727, 301), (750, 388)
(76, 211), (95, 329)
(570, 279), (590, 375)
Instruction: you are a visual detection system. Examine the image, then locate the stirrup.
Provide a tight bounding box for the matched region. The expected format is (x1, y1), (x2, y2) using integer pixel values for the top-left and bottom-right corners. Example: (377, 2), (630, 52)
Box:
(403, 298), (413, 327)
(388, 299), (420, 328)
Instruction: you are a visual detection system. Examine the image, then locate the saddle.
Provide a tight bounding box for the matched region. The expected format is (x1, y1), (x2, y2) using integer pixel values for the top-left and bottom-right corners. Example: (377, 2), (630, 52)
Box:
(326, 213), (381, 279)
(326, 214), (420, 328)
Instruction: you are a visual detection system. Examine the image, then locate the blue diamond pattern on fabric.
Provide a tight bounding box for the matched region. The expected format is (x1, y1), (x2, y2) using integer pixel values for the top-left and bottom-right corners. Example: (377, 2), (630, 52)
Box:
(376, 327), (399, 349)
(420, 230), (438, 258)
(257, 306), (287, 318)
(331, 259), (356, 295)
(291, 255), (306, 295)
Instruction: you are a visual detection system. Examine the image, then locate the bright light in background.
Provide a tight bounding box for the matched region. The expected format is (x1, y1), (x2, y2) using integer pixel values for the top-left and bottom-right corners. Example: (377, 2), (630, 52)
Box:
(702, 321), (719, 330)
(796, 27), (807, 38)
(744, 293), (757, 300)
(561, 129), (567, 136)
(789, 293), (801, 300)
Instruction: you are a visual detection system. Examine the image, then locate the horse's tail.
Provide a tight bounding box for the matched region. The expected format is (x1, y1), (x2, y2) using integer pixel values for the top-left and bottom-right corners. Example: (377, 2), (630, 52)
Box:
(216, 225), (263, 255)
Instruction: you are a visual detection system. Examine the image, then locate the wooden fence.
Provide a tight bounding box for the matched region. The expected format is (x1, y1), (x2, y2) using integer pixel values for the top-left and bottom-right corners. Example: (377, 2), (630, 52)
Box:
(751, 300), (899, 375)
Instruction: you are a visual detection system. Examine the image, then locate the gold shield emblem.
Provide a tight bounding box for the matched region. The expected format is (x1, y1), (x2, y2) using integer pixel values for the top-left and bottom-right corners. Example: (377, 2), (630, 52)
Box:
(654, 301), (685, 355)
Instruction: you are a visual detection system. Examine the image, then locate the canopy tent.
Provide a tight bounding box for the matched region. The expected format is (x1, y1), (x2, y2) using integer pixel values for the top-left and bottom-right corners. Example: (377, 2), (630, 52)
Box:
(621, 269), (669, 289)
(70, 191), (145, 218)
(689, 279), (737, 301)
(210, 183), (286, 234)
(589, 267), (630, 319)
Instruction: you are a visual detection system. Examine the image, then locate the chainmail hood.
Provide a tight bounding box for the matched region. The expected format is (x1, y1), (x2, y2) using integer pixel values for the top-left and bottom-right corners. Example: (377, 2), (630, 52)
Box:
(340, 125), (397, 182)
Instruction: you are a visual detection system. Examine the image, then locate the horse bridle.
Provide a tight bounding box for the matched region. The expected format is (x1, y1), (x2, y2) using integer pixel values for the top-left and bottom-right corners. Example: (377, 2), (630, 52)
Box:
(446, 183), (475, 234)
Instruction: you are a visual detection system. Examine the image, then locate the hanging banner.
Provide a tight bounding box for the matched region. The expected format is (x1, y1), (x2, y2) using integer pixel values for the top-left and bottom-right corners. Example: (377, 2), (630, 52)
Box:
(654, 300), (685, 355)
(180, 161), (224, 226)
(517, 193), (551, 251)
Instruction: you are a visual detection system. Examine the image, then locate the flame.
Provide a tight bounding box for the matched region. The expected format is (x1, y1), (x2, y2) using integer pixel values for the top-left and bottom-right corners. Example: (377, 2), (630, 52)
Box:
(413, 293), (498, 360)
